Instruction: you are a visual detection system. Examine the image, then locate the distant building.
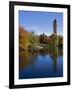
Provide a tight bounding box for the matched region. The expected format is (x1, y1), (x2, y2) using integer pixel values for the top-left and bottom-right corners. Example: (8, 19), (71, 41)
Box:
(53, 19), (57, 34)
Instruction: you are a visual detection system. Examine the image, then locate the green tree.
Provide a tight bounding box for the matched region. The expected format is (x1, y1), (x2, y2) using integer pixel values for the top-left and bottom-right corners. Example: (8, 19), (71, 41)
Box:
(29, 31), (39, 46)
(58, 35), (63, 47)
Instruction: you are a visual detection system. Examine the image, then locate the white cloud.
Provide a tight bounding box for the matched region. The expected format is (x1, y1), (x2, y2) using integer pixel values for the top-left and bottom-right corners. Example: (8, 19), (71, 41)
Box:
(35, 32), (52, 36)
(25, 26), (40, 32)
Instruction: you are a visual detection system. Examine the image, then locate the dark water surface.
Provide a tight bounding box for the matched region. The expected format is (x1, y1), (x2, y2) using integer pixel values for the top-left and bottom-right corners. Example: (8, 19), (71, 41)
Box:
(19, 48), (63, 79)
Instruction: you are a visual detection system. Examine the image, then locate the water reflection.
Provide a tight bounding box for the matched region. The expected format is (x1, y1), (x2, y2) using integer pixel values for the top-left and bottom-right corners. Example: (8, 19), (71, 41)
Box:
(19, 47), (63, 79)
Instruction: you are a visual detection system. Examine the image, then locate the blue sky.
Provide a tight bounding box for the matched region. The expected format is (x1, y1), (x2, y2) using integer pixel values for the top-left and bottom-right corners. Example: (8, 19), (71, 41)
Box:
(19, 11), (63, 36)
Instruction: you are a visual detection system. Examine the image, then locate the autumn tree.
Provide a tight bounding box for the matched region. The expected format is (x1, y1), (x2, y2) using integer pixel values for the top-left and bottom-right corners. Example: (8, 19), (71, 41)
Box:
(19, 27), (30, 49)
(39, 33), (50, 44)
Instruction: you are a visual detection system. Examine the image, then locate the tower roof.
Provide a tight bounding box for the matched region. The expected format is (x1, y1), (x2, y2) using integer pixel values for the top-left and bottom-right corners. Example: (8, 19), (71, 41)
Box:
(54, 19), (57, 23)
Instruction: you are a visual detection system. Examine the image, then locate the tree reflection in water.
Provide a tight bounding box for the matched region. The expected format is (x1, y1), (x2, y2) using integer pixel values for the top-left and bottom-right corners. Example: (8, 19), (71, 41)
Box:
(50, 47), (58, 72)
(19, 47), (63, 71)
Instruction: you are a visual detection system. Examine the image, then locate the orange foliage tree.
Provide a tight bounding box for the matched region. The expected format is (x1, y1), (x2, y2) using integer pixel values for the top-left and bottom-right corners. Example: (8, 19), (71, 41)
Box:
(19, 27), (30, 49)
